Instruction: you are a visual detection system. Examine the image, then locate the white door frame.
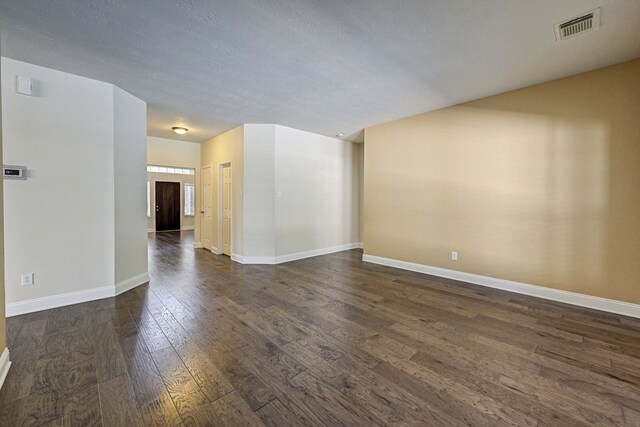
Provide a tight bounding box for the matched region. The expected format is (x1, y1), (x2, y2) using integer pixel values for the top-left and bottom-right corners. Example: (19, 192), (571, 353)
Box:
(201, 164), (213, 251)
(217, 162), (231, 256)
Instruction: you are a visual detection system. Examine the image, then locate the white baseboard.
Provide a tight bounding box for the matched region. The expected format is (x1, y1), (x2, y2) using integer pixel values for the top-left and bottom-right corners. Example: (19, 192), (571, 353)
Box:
(362, 254), (640, 319)
(6, 272), (150, 316)
(193, 242), (203, 249)
(0, 348), (11, 391)
(115, 272), (150, 296)
(236, 242), (363, 265)
(231, 253), (244, 263)
(275, 242), (363, 264)
(6, 285), (114, 317)
(240, 255), (276, 265)
(211, 247), (219, 254)
(147, 228), (155, 233)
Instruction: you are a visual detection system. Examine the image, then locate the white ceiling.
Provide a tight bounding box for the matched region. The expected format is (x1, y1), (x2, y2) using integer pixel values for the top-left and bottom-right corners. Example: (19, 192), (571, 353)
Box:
(1, 1), (639, 143)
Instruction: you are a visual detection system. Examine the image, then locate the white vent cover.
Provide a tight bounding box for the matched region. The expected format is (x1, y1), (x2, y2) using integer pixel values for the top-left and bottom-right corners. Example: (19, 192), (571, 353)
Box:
(555, 8), (600, 41)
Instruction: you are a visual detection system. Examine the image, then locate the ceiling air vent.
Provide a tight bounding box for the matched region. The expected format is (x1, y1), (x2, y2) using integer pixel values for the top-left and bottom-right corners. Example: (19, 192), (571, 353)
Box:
(554, 8), (600, 41)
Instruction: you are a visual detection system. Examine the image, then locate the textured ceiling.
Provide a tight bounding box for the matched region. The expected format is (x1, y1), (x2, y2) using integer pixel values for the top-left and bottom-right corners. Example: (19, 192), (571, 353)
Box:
(1, 1), (639, 142)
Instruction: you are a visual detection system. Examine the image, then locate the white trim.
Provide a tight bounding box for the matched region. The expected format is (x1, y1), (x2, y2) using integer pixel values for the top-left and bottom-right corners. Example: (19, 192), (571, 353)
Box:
(211, 247), (219, 254)
(275, 242), (363, 264)
(236, 242), (363, 265)
(0, 348), (11, 391)
(6, 272), (151, 316)
(241, 256), (276, 265)
(115, 272), (150, 296)
(147, 228), (155, 233)
(231, 253), (244, 263)
(6, 285), (114, 317)
(362, 254), (640, 319)
(181, 226), (195, 231)
(201, 164), (214, 251)
(193, 242), (203, 249)
(218, 162), (232, 256)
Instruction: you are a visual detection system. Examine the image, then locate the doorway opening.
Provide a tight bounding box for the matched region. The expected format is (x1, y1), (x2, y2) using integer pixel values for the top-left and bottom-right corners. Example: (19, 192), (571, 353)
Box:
(155, 181), (180, 231)
(146, 165), (196, 233)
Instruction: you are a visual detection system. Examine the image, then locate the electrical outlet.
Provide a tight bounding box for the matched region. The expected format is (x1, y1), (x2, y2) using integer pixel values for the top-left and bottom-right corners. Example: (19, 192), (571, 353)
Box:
(21, 273), (34, 286)
(451, 251), (458, 261)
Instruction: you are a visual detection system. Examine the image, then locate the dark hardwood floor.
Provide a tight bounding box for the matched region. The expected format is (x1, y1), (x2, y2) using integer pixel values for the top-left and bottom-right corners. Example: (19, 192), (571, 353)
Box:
(2, 231), (640, 426)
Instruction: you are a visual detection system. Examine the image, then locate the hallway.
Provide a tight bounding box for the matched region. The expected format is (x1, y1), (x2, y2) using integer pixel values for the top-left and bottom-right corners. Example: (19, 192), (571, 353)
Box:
(1, 231), (639, 425)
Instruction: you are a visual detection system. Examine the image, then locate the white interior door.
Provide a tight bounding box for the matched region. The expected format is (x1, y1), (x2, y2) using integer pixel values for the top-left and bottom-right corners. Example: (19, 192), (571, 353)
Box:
(202, 165), (213, 250)
(222, 166), (232, 256)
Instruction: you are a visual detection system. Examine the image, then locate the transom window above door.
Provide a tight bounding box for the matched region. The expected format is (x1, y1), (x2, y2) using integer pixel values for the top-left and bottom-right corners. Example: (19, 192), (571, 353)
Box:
(147, 165), (195, 175)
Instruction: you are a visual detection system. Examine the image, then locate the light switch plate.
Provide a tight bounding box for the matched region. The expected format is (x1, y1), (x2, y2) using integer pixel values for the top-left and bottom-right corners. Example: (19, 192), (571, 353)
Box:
(16, 76), (33, 96)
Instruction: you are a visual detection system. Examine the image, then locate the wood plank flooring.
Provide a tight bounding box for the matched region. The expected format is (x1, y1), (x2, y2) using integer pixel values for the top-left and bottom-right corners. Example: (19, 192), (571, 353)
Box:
(2, 230), (640, 426)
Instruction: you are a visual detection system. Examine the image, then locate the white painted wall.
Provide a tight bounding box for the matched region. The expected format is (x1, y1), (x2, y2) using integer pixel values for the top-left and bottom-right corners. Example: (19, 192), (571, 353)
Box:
(243, 124), (276, 259)
(114, 86), (148, 285)
(236, 124), (361, 263)
(147, 136), (201, 238)
(273, 125), (360, 257)
(2, 57), (115, 305)
(201, 124), (364, 263)
(0, 31), (7, 356)
(2, 58), (147, 314)
(148, 136), (201, 167)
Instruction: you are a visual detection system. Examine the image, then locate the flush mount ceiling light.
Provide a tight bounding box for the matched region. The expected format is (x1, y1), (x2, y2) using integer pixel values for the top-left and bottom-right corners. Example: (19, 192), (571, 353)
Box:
(336, 133), (345, 137)
(172, 126), (188, 135)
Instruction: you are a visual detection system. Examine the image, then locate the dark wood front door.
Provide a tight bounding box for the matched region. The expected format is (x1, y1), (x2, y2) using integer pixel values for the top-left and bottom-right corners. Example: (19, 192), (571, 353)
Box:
(155, 182), (181, 231)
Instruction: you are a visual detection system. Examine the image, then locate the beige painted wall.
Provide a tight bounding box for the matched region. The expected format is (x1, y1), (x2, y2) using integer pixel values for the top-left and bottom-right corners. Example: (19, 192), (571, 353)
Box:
(365, 58), (640, 304)
(200, 126), (244, 255)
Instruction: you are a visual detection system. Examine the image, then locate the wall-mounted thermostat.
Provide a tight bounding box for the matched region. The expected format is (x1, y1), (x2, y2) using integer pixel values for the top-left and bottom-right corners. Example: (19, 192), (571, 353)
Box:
(3, 165), (27, 180)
